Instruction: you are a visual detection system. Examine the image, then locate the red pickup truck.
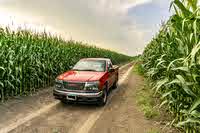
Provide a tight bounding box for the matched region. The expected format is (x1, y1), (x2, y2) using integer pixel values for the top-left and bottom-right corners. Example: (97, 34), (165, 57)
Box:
(53, 58), (119, 106)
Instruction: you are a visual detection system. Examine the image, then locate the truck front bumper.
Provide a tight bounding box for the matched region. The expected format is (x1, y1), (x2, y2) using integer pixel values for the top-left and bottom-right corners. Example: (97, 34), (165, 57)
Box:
(53, 89), (103, 102)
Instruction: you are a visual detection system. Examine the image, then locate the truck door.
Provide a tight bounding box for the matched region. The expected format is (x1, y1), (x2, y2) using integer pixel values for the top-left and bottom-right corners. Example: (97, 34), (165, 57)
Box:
(107, 61), (115, 89)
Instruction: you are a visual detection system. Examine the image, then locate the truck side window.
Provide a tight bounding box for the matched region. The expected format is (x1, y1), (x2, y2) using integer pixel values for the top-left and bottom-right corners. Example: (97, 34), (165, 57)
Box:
(108, 61), (112, 70)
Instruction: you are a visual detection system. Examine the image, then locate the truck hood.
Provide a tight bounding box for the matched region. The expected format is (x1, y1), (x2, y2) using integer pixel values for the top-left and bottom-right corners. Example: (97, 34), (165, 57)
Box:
(58, 70), (106, 82)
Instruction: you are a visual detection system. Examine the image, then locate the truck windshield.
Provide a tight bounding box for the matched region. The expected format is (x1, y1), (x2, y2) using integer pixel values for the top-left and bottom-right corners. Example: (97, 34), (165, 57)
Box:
(72, 60), (106, 72)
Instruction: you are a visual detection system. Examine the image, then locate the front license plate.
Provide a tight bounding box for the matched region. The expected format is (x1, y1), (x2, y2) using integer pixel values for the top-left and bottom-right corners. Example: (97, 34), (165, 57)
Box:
(67, 94), (77, 101)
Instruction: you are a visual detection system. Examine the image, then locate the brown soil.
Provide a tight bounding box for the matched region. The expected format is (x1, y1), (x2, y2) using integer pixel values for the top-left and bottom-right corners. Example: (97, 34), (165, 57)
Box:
(89, 73), (163, 133)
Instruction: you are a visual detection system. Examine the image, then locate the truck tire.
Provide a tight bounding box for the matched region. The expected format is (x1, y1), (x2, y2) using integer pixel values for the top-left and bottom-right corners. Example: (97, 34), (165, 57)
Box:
(112, 81), (118, 89)
(98, 86), (108, 106)
(112, 76), (118, 89)
(60, 98), (68, 104)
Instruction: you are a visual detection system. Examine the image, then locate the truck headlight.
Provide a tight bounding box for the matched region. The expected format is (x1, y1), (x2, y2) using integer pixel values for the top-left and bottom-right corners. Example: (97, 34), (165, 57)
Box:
(84, 81), (99, 91)
(55, 79), (63, 89)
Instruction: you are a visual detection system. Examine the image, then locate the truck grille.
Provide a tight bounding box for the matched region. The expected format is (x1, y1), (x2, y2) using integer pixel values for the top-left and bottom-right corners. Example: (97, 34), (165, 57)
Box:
(63, 81), (85, 91)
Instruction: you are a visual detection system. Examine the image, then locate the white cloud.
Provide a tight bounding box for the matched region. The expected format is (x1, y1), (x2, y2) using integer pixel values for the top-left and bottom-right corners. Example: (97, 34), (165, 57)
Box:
(89, 0), (152, 14)
(0, 0), (164, 55)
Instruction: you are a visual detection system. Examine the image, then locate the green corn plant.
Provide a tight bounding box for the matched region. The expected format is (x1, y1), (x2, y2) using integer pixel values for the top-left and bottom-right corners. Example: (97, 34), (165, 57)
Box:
(142, 0), (200, 132)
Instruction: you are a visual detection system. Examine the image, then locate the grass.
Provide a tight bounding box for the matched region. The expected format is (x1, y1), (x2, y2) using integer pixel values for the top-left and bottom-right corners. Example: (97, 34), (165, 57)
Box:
(133, 64), (159, 119)
(134, 63), (182, 133)
(133, 63), (145, 75)
(52, 128), (61, 133)
(136, 82), (160, 119)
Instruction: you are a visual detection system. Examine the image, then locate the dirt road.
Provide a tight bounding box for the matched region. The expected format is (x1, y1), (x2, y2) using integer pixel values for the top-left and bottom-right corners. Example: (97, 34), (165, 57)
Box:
(0, 63), (161, 133)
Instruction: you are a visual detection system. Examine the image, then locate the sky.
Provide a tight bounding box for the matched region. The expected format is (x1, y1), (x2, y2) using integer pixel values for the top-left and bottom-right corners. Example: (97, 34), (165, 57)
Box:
(0, 0), (172, 56)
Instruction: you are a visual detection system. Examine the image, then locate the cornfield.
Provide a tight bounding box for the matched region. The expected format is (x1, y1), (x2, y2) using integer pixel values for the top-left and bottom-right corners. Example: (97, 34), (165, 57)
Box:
(142, 0), (200, 132)
(0, 27), (132, 102)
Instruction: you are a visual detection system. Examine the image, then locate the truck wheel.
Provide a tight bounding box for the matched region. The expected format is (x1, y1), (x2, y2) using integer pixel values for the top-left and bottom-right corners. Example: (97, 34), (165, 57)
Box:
(60, 99), (67, 104)
(112, 80), (118, 89)
(98, 88), (108, 106)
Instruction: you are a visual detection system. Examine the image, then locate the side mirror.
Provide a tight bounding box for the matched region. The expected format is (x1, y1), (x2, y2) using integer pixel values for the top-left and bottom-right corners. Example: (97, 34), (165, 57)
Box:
(69, 65), (73, 69)
(109, 68), (115, 72)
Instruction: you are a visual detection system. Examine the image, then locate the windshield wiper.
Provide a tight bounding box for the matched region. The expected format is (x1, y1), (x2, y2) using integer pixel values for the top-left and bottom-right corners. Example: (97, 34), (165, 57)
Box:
(71, 69), (80, 71)
(72, 69), (97, 71)
(84, 69), (97, 71)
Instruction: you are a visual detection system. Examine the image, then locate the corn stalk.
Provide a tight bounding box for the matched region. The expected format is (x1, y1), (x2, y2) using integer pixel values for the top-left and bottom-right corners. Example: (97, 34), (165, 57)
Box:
(142, 0), (200, 132)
